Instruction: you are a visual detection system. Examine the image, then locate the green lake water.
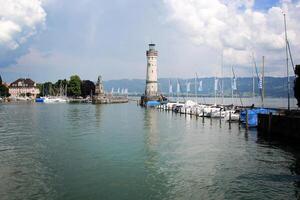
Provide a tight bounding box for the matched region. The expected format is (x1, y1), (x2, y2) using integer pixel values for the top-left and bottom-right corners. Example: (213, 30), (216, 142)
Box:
(0, 102), (300, 200)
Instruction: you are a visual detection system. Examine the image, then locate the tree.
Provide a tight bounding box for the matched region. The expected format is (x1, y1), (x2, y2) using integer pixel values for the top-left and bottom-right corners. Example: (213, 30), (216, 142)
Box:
(68, 75), (81, 97)
(0, 85), (9, 97)
(0, 74), (2, 85)
(81, 80), (95, 98)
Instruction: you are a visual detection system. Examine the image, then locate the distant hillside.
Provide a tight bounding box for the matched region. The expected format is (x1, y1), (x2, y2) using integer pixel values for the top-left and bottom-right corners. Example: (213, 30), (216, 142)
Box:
(104, 77), (295, 98)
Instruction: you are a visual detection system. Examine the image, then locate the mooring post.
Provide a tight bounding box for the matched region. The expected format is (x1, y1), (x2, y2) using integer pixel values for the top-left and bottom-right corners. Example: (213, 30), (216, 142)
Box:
(268, 112), (272, 133)
(229, 111), (232, 123)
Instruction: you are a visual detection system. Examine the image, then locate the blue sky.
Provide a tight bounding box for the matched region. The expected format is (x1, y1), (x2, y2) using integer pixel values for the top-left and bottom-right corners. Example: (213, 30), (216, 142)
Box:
(0, 0), (299, 83)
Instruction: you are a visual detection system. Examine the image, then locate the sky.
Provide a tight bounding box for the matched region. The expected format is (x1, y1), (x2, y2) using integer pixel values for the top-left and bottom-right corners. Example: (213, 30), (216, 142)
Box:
(0, 0), (300, 82)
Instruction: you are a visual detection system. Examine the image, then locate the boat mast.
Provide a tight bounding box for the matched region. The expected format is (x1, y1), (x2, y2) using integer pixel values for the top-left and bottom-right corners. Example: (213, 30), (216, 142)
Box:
(221, 50), (224, 105)
(214, 76), (217, 105)
(176, 79), (179, 103)
(262, 56), (265, 107)
(231, 66), (234, 105)
(195, 74), (198, 104)
(252, 61), (255, 99)
(284, 13), (290, 111)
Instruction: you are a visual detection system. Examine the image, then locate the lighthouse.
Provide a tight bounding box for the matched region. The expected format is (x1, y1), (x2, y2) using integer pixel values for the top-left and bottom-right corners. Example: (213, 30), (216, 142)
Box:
(145, 43), (158, 96)
(140, 43), (164, 106)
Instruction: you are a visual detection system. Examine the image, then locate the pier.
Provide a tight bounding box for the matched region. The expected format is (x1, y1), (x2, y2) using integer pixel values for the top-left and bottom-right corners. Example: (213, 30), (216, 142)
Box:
(92, 75), (128, 104)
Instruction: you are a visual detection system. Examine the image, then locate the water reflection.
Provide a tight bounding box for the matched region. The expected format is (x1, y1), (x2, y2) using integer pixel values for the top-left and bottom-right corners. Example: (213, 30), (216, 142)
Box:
(94, 104), (102, 126)
(143, 109), (171, 199)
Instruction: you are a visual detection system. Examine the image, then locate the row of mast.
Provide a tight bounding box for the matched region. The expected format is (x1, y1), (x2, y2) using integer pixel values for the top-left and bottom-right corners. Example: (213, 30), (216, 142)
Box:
(165, 12), (293, 110)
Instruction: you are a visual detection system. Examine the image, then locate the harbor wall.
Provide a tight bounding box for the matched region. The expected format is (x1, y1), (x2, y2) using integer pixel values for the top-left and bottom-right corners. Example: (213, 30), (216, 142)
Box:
(257, 113), (300, 141)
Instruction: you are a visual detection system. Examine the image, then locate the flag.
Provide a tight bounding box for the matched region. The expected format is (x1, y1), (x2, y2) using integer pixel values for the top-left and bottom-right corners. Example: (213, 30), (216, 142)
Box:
(169, 84), (173, 93)
(214, 78), (218, 91)
(198, 80), (202, 92)
(232, 78), (237, 90)
(186, 82), (191, 92)
(177, 81), (180, 93)
(258, 74), (263, 89)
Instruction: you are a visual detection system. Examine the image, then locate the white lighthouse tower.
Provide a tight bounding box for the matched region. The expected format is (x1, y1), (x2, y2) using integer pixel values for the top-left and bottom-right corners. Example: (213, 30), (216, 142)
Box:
(145, 43), (158, 96)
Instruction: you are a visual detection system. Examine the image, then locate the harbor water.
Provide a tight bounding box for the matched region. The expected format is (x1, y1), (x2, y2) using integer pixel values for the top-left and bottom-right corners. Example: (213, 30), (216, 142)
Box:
(0, 102), (300, 199)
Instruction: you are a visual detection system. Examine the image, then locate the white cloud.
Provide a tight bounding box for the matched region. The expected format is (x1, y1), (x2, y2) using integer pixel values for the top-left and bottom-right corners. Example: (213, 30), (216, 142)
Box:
(0, 0), (46, 52)
(163, 0), (300, 68)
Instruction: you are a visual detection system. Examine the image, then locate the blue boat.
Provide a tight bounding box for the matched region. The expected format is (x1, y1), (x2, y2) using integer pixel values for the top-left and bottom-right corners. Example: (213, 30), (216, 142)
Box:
(35, 97), (45, 103)
(240, 108), (276, 127)
(146, 101), (160, 107)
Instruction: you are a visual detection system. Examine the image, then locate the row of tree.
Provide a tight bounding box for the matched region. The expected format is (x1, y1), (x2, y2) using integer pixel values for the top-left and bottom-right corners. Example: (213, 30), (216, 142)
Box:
(0, 75), (9, 97)
(38, 75), (96, 98)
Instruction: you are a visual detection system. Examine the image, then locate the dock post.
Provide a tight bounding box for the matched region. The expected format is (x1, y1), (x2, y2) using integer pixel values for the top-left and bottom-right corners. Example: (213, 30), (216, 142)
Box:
(268, 112), (272, 133)
(196, 108), (198, 119)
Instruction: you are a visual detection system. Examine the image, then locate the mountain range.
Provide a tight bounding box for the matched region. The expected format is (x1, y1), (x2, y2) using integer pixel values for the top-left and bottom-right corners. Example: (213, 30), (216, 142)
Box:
(103, 77), (295, 98)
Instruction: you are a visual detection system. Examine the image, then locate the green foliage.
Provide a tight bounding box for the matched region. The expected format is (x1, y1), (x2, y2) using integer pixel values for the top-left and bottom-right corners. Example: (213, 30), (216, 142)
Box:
(0, 85), (9, 97)
(68, 75), (81, 97)
(81, 80), (95, 98)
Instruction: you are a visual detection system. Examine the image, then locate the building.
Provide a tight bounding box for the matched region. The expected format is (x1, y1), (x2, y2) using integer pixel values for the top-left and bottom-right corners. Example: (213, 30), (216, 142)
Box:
(9, 78), (40, 98)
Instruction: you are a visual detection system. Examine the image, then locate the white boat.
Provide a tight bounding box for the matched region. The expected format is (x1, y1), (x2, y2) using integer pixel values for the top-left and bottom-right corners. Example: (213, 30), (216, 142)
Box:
(202, 105), (221, 117)
(42, 97), (68, 103)
(180, 100), (197, 114)
(211, 108), (226, 118)
(224, 110), (240, 121)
